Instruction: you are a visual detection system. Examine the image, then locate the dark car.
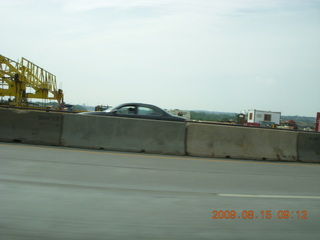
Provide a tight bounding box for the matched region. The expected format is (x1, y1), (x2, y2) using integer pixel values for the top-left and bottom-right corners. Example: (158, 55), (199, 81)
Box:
(80, 103), (186, 122)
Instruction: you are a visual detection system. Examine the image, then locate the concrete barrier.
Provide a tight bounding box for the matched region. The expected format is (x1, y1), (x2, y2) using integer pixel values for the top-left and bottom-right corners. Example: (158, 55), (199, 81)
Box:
(1, 108), (319, 163)
(60, 114), (186, 155)
(186, 123), (299, 161)
(0, 108), (63, 145)
(297, 132), (320, 163)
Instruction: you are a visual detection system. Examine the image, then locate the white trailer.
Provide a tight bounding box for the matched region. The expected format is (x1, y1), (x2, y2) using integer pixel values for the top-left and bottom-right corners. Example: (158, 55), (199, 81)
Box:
(247, 109), (281, 127)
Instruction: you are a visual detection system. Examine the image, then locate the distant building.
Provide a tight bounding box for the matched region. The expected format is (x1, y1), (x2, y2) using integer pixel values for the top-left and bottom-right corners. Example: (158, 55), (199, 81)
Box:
(247, 109), (281, 127)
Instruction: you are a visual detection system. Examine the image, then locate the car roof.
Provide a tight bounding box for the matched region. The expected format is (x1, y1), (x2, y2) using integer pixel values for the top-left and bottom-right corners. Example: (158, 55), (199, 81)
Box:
(115, 103), (163, 109)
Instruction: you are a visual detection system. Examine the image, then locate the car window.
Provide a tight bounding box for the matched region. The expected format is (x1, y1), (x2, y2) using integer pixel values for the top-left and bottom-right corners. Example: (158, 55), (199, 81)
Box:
(117, 106), (136, 114)
(138, 106), (162, 116)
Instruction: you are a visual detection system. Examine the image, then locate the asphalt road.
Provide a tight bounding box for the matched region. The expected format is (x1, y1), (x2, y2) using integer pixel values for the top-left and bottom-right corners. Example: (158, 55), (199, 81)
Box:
(1, 142), (320, 240)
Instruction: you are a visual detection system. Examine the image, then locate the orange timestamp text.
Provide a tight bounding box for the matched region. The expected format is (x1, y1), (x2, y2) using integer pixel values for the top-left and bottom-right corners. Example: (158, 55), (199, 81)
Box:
(211, 210), (308, 220)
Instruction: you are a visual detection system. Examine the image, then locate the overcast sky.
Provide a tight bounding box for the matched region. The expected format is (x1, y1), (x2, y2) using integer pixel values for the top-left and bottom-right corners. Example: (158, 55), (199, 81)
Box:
(1, 0), (320, 116)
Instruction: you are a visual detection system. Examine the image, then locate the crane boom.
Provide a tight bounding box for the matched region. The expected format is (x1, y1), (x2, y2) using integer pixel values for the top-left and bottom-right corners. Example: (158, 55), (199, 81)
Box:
(0, 54), (64, 109)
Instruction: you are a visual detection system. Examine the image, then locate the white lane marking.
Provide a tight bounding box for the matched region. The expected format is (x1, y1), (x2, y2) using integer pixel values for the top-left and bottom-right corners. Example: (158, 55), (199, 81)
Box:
(218, 194), (320, 199)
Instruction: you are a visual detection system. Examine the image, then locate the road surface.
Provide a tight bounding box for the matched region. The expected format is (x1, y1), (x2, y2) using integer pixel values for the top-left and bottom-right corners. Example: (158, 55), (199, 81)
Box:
(0, 142), (319, 240)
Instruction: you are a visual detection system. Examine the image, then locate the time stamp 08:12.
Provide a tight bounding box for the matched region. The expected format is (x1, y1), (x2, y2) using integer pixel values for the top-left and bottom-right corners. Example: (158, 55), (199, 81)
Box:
(211, 210), (308, 220)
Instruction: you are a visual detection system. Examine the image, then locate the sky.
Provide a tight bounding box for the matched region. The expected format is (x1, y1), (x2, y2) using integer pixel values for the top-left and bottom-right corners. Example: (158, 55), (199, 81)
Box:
(1, 0), (320, 116)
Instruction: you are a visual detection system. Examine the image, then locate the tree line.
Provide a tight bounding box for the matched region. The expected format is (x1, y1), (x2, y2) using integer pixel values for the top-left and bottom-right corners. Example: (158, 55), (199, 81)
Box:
(190, 111), (237, 122)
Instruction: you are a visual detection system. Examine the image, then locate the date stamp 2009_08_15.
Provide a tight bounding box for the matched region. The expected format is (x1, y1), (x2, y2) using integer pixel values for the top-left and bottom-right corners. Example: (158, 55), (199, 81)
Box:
(211, 210), (308, 220)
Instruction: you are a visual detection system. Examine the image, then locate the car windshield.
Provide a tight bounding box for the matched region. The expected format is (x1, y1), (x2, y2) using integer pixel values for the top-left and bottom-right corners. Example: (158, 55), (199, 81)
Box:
(138, 106), (162, 116)
(107, 104), (164, 116)
(117, 106), (136, 114)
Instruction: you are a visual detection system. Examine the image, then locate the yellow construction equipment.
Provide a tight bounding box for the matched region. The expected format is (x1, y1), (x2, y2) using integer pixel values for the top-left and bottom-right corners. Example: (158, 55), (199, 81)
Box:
(0, 54), (64, 109)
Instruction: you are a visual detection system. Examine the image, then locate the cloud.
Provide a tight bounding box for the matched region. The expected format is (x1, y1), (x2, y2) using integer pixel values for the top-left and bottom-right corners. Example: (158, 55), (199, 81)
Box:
(56, 0), (284, 14)
(58, 0), (169, 12)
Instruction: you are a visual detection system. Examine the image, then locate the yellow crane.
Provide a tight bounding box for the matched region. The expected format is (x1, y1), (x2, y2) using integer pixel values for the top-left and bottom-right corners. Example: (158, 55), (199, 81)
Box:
(0, 54), (64, 109)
